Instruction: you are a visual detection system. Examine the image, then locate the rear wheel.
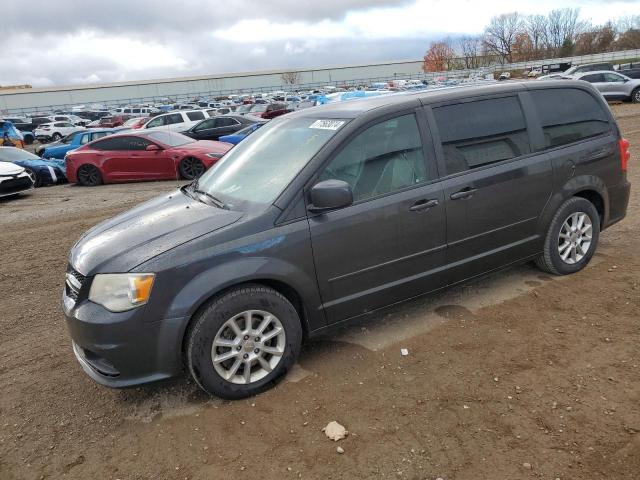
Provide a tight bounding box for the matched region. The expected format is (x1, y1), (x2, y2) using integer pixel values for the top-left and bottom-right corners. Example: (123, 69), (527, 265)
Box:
(186, 285), (302, 399)
(179, 157), (205, 180)
(76, 164), (103, 187)
(535, 197), (600, 275)
(52, 132), (62, 141)
(23, 134), (34, 145)
(632, 88), (640, 104)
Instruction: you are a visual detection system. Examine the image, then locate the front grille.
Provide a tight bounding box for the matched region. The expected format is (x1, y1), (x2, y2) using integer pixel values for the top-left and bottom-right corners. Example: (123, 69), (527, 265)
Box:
(65, 266), (85, 301)
(0, 175), (32, 195)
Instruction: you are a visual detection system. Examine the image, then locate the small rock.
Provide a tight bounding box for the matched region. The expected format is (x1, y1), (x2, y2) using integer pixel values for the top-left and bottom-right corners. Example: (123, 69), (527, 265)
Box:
(493, 377), (499, 382)
(523, 462), (532, 469)
(336, 446), (345, 454)
(400, 348), (409, 356)
(323, 421), (348, 441)
(463, 405), (470, 409)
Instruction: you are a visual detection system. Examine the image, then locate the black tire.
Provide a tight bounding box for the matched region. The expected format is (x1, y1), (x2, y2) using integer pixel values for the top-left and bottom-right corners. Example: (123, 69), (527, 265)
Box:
(186, 284), (303, 399)
(52, 132), (62, 141)
(76, 164), (103, 187)
(25, 168), (41, 188)
(179, 157), (206, 180)
(23, 135), (34, 145)
(535, 197), (600, 275)
(632, 88), (640, 104)
(36, 147), (45, 158)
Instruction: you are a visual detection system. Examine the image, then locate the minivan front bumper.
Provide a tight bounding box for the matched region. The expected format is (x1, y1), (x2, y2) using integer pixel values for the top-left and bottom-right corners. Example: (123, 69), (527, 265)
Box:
(63, 289), (188, 388)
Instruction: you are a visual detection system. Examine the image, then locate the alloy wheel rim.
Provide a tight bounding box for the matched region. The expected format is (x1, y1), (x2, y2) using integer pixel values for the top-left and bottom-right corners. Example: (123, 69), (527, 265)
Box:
(26, 169), (37, 185)
(183, 158), (204, 178)
(558, 212), (593, 264)
(635, 91), (640, 102)
(211, 310), (286, 385)
(79, 166), (98, 184)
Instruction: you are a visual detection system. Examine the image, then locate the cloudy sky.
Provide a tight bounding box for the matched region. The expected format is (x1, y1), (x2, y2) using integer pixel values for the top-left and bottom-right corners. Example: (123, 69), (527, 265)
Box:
(2, 0), (638, 87)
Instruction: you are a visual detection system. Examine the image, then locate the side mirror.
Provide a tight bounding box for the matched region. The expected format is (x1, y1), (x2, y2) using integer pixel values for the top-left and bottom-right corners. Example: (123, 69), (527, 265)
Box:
(308, 179), (353, 213)
(145, 144), (161, 152)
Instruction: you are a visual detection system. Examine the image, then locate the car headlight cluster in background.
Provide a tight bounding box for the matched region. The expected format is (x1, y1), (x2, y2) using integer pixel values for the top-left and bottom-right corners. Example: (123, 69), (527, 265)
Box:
(89, 273), (155, 312)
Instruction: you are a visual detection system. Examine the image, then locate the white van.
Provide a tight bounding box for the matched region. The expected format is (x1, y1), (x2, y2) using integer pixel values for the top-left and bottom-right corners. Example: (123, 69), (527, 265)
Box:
(141, 109), (213, 132)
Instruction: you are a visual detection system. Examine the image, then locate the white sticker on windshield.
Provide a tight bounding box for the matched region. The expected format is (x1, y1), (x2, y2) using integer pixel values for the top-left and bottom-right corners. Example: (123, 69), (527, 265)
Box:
(309, 120), (345, 130)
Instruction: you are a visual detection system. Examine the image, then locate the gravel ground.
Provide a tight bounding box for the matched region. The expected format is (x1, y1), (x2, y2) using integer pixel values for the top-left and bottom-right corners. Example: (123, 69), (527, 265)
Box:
(0, 104), (639, 480)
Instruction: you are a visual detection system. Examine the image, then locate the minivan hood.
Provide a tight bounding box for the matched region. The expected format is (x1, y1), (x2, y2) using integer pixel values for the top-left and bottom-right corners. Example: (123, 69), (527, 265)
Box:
(70, 189), (243, 275)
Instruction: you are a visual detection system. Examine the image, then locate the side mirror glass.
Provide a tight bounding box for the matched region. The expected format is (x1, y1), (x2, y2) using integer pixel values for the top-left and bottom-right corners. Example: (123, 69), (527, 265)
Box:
(308, 179), (353, 213)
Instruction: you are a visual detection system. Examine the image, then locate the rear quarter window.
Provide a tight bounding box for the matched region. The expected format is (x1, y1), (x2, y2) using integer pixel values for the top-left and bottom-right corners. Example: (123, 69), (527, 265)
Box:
(186, 111), (206, 121)
(530, 88), (611, 149)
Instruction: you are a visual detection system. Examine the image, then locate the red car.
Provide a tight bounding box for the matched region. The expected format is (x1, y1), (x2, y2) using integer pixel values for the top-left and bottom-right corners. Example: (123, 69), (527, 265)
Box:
(122, 116), (150, 129)
(97, 115), (130, 128)
(246, 102), (293, 119)
(65, 130), (231, 186)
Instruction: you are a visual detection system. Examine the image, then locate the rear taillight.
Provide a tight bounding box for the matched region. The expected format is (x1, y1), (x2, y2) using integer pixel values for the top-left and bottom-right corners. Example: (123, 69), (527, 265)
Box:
(619, 138), (630, 172)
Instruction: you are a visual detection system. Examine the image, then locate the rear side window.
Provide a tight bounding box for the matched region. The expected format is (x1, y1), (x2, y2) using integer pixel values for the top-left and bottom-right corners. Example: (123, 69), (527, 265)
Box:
(581, 73), (604, 83)
(530, 89), (611, 150)
(186, 111), (205, 121)
(165, 113), (184, 125)
(433, 96), (531, 175)
(92, 137), (130, 151)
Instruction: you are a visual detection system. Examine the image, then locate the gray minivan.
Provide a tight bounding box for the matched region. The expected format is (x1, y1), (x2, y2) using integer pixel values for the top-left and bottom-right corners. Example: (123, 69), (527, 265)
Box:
(63, 81), (630, 399)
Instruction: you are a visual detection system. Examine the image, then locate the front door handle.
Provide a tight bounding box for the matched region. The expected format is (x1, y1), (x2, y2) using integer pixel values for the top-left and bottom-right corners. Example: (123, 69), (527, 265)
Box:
(450, 188), (477, 200)
(409, 199), (439, 212)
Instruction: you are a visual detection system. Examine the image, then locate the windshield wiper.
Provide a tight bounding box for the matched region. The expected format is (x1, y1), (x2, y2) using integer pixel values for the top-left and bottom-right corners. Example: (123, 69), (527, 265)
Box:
(194, 189), (227, 209)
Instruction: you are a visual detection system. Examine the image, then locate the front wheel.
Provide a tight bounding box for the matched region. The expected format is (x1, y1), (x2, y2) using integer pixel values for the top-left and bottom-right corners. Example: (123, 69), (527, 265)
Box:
(76, 164), (103, 186)
(25, 168), (41, 187)
(632, 88), (640, 104)
(179, 157), (205, 180)
(535, 197), (600, 275)
(52, 132), (62, 141)
(186, 285), (302, 399)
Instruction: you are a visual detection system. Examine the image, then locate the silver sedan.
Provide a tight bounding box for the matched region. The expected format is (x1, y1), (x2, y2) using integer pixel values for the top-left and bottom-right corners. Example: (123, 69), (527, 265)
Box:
(573, 70), (640, 103)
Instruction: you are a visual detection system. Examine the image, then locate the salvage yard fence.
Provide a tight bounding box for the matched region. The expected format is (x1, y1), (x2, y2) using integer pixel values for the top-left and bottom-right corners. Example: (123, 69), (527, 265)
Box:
(3, 49), (640, 116)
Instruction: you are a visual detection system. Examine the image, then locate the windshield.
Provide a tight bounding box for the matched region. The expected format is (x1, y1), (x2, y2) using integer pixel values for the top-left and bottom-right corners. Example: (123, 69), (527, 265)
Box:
(0, 147), (39, 161)
(60, 133), (75, 143)
(146, 130), (195, 147)
(195, 116), (347, 206)
(249, 104), (267, 113)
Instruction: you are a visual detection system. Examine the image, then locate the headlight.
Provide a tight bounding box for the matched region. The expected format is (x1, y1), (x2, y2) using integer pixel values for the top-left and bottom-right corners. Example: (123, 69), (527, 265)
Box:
(89, 273), (155, 312)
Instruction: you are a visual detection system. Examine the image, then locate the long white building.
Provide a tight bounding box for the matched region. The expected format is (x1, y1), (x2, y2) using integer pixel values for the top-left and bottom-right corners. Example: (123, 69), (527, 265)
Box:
(0, 59), (425, 113)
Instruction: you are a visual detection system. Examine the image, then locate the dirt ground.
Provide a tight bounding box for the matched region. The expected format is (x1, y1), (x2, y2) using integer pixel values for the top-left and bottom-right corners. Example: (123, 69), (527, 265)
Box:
(1, 104), (639, 480)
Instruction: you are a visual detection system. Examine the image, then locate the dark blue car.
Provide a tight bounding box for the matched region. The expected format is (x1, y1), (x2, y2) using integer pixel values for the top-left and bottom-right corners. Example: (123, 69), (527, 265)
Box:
(0, 146), (67, 187)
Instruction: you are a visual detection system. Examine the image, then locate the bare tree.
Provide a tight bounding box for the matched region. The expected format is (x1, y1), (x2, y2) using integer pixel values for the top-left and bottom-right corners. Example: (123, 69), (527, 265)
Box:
(525, 14), (548, 58)
(458, 36), (483, 69)
(543, 8), (587, 55)
(483, 12), (523, 63)
(281, 71), (300, 85)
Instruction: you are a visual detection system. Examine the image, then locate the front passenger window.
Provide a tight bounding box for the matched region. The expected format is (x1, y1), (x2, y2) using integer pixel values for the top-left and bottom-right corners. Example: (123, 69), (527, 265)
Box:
(319, 114), (428, 202)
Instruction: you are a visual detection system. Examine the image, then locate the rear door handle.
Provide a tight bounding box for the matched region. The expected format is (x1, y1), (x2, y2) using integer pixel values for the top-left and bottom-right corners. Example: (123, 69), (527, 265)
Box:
(450, 188), (477, 200)
(409, 199), (439, 212)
